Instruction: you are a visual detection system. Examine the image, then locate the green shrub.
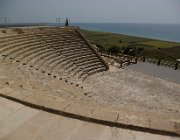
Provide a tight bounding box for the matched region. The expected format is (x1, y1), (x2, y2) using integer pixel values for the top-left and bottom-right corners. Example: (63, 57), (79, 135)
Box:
(108, 45), (120, 55)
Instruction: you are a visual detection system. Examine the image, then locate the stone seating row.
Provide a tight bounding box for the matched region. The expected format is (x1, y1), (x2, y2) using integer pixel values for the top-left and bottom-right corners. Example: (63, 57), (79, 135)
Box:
(0, 27), (108, 82)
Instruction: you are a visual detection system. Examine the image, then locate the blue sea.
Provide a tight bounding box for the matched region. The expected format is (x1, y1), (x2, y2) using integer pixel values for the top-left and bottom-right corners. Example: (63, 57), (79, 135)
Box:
(72, 23), (180, 43)
(1, 22), (180, 43)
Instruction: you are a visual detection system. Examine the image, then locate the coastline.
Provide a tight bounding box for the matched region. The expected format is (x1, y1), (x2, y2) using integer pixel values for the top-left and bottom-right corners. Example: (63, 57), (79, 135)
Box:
(1, 22), (180, 43)
(81, 29), (180, 63)
(73, 23), (180, 43)
(82, 28), (180, 43)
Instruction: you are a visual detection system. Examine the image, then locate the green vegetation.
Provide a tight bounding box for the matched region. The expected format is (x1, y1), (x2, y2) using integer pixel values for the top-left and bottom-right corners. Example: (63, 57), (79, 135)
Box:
(81, 29), (180, 62)
(139, 41), (179, 48)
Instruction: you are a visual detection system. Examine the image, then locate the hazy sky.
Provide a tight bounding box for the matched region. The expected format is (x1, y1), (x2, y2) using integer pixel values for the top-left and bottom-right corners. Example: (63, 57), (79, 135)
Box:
(0, 0), (180, 23)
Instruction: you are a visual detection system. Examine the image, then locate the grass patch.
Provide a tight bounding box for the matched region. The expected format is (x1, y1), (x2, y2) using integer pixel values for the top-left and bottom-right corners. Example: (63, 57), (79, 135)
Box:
(139, 41), (179, 48)
(81, 29), (180, 62)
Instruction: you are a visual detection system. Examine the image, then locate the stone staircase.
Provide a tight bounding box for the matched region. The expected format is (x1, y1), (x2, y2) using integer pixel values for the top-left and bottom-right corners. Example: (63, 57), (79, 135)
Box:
(0, 26), (109, 85)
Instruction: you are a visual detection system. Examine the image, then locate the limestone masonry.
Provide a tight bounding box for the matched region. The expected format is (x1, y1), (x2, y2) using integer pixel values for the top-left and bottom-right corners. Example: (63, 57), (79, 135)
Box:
(0, 26), (180, 136)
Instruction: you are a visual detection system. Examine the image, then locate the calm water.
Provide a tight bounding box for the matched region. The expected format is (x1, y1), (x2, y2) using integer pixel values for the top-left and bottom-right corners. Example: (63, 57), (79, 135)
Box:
(1, 22), (180, 43)
(72, 23), (180, 43)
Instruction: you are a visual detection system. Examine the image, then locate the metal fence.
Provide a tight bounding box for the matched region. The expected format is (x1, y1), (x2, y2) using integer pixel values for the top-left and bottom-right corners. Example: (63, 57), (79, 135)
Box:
(97, 50), (180, 70)
(0, 17), (70, 27)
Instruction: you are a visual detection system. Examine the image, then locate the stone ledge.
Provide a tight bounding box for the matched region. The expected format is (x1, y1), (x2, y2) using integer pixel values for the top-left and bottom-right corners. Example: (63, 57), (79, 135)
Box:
(92, 107), (119, 122)
(0, 92), (179, 137)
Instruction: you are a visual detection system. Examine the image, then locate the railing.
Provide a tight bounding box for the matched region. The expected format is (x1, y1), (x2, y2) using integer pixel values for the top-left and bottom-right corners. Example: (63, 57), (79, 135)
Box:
(0, 17), (70, 28)
(96, 50), (179, 70)
(145, 57), (179, 70)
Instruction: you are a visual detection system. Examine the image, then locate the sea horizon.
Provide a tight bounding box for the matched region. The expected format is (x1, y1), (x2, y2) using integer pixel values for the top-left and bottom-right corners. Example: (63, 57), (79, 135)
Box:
(72, 23), (180, 43)
(0, 22), (180, 43)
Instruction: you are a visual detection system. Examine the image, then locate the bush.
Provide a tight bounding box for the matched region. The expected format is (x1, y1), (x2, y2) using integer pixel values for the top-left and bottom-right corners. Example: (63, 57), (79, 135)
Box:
(108, 46), (120, 55)
(123, 45), (143, 56)
(95, 43), (104, 51)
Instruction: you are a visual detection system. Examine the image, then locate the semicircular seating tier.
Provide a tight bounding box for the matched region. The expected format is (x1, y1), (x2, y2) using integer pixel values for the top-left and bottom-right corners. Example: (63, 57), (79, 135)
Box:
(0, 27), (109, 83)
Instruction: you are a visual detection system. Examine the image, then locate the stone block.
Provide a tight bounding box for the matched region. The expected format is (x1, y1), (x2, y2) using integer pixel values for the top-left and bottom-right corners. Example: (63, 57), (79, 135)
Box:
(174, 121), (180, 134)
(7, 91), (28, 100)
(149, 118), (175, 133)
(117, 110), (149, 128)
(42, 98), (69, 111)
(23, 96), (44, 107)
(92, 107), (119, 122)
(64, 102), (93, 117)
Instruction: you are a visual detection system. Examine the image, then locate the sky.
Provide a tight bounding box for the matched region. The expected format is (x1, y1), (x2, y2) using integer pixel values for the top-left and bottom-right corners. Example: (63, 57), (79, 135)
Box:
(0, 0), (180, 24)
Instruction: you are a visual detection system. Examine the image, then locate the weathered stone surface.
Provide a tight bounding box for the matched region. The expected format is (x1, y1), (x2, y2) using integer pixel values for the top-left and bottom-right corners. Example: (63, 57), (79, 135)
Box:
(117, 110), (149, 128)
(83, 67), (180, 120)
(0, 87), (28, 100)
(0, 96), (180, 140)
(149, 118), (175, 133)
(64, 102), (94, 117)
(42, 97), (69, 111)
(0, 105), (38, 139)
(23, 96), (43, 107)
(0, 27), (180, 135)
(4, 122), (41, 140)
(92, 107), (119, 122)
(174, 121), (180, 134)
